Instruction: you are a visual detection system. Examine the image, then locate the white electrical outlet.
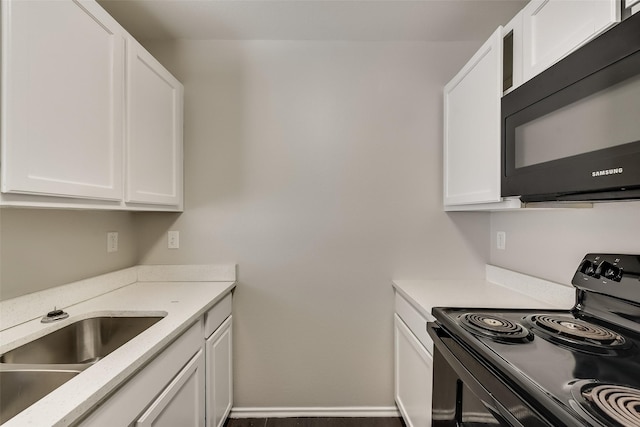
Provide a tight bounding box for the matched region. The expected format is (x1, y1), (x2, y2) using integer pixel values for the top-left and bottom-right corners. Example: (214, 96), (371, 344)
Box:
(107, 232), (118, 253)
(496, 231), (506, 250)
(168, 230), (180, 249)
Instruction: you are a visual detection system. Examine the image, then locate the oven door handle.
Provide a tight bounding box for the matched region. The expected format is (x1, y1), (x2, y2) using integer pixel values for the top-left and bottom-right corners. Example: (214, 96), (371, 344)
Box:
(428, 323), (526, 427)
(492, 396), (526, 427)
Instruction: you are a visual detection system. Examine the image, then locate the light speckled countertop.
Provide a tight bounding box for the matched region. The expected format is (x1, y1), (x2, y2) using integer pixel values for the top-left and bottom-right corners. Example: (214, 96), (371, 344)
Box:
(393, 265), (576, 322)
(0, 265), (236, 427)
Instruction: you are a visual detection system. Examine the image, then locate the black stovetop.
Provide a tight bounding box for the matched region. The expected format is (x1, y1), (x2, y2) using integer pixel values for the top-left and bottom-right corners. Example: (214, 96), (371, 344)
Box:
(432, 254), (640, 427)
(433, 306), (640, 426)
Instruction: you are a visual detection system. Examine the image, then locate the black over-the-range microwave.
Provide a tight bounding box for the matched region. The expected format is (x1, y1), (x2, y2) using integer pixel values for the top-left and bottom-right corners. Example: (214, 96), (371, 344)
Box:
(501, 11), (640, 203)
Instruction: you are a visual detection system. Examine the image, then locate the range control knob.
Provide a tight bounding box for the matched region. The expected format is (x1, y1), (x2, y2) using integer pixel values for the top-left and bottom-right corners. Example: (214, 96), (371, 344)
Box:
(579, 260), (599, 277)
(596, 261), (623, 282)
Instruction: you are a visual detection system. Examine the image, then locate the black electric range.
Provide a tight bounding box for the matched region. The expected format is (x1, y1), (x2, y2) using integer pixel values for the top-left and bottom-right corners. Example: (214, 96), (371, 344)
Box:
(428, 253), (640, 427)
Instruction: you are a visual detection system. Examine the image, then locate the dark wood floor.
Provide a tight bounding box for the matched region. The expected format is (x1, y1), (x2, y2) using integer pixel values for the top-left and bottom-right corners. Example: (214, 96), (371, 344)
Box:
(224, 417), (406, 427)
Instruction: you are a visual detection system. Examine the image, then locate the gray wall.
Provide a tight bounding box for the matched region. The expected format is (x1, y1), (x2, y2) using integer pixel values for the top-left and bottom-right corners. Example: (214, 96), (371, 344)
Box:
(2, 32), (638, 413)
(490, 201), (640, 285)
(138, 40), (487, 409)
(0, 209), (138, 300)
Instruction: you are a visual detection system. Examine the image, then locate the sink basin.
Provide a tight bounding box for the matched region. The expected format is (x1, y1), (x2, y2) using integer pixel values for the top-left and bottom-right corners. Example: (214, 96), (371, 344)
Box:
(0, 369), (80, 424)
(0, 316), (163, 365)
(0, 315), (164, 424)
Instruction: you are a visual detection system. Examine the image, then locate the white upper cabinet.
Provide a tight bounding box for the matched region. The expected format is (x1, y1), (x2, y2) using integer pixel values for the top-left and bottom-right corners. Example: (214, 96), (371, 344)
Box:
(1, 0), (183, 211)
(443, 1), (619, 211)
(126, 37), (184, 209)
(1, 0), (124, 201)
(522, 0), (620, 82)
(444, 27), (513, 209)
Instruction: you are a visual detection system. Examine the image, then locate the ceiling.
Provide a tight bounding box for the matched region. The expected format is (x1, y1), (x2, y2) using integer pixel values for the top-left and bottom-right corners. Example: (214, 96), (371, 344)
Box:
(97, 0), (528, 42)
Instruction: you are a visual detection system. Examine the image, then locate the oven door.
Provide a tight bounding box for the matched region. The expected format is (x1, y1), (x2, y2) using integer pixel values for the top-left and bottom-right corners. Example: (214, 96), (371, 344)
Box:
(427, 323), (551, 427)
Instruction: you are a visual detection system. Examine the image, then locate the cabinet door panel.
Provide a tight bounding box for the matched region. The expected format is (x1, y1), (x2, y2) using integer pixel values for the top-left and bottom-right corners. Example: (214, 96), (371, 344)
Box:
(136, 349), (205, 427)
(443, 27), (502, 206)
(126, 37), (183, 207)
(1, 0), (124, 200)
(206, 316), (232, 427)
(78, 322), (203, 426)
(522, 0), (619, 81)
(394, 314), (433, 427)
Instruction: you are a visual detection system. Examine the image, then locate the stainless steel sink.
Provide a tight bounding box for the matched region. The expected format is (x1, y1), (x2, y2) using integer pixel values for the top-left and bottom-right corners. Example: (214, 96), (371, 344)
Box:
(0, 369), (80, 424)
(0, 315), (164, 424)
(1, 316), (163, 365)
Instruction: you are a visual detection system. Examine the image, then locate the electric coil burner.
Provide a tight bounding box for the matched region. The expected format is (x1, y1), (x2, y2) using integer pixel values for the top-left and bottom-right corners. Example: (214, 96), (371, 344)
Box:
(524, 314), (630, 354)
(428, 253), (640, 427)
(460, 313), (532, 343)
(572, 381), (640, 427)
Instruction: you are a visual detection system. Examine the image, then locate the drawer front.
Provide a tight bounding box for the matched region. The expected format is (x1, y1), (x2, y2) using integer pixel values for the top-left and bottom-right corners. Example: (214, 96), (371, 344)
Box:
(394, 293), (433, 355)
(205, 293), (232, 338)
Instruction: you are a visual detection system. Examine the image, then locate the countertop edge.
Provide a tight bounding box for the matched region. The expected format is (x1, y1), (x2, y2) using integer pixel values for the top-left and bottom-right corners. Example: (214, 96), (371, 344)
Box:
(392, 284), (434, 321)
(1, 266), (237, 427)
(59, 281), (236, 427)
(392, 265), (576, 321)
(0, 264), (237, 331)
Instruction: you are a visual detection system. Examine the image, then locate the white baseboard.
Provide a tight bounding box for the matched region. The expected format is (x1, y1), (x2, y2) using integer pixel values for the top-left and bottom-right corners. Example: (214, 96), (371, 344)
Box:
(230, 406), (401, 419)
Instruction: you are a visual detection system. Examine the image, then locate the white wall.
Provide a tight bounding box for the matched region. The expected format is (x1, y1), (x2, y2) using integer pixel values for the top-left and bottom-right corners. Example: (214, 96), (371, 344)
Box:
(490, 201), (640, 285)
(137, 40), (488, 409)
(0, 209), (138, 300)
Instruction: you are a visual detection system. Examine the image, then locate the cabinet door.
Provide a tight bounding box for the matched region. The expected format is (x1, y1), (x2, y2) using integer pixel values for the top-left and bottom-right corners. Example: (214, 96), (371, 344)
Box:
(205, 316), (233, 427)
(126, 37), (184, 208)
(1, 0), (124, 201)
(136, 349), (206, 427)
(394, 314), (433, 427)
(522, 0), (619, 81)
(78, 321), (204, 426)
(443, 27), (503, 206)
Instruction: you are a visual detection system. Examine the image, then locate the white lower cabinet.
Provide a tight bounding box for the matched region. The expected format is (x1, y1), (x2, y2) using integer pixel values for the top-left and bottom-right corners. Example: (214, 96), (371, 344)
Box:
(79, 293), (233, 427)
(394, 315), (433, 427)
(136, 350), (205, 427)
(206, 316), (233, 427)
(79, 321), (205, 426)
(394, 293), (433, 427)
